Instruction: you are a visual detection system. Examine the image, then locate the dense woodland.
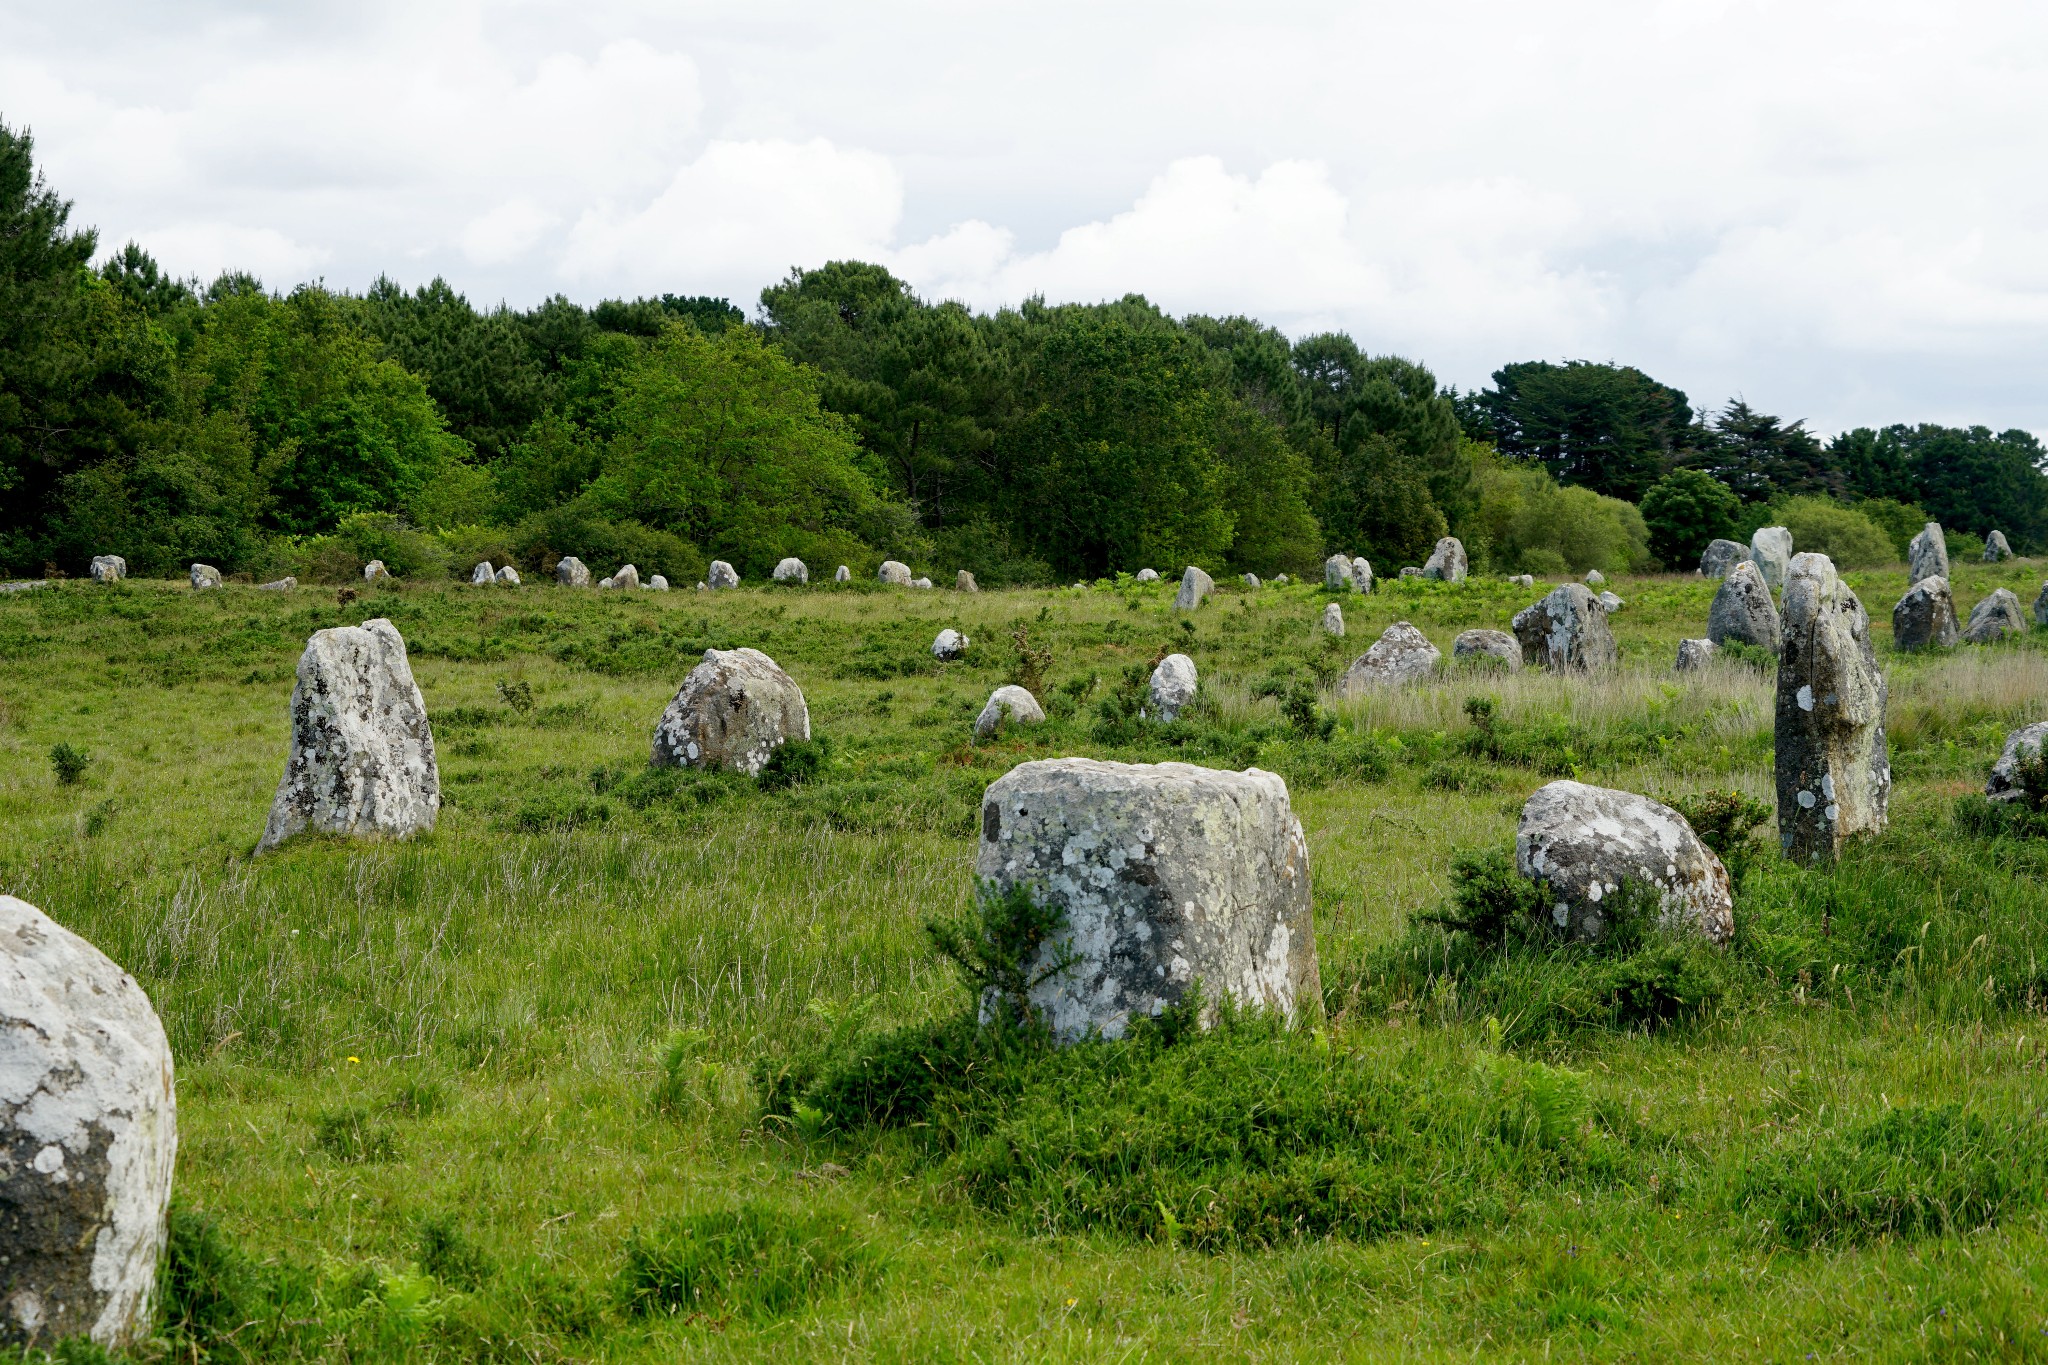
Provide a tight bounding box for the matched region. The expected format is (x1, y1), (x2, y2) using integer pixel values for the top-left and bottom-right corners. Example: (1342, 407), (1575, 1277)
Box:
(5, 121), (2045, 586)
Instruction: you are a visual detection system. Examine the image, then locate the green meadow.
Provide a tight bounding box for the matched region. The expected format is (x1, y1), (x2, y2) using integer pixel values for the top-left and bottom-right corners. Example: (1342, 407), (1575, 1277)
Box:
(5, 561), (2048, 1362)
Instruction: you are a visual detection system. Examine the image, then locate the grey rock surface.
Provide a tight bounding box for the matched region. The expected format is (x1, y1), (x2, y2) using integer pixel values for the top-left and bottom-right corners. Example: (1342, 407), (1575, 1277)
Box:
(1986, 722), (2048, 802)
(975, 759), (1321, 1041)
(259, 620), (440, 852)
(362, 560), (390, 583)
(1452, 628), (1522, 667)
(598, 576), (616, 590)
(555, 556), (590, 587)
(1147, 653), (1198, 722)
(1241, 573), (1261, 589)
(1750, 526), (1793, 591)
(1777, 553), (1890, 861)
(956, 570), (979, 593)
(1134, 568), (1160, 583)
(651, 648), (810, 776)
(611, 564), (641, 592)
(1891, 576), (1959, 650)
(1516, 781), (1734, 944)
(189, 563), (221, 590)
(974, 685), (1045, 740)
(1962, 588), (2027, 644)
(470, 561), (495, 585)
(1675, 638), (1717, 671)
(496, 565), (521, 586)
(0, 896), (177, 1350)
(88, 555), (126, 583)
(1422, 536), (1468, 582)
(912, 577), (934, 589)
(1583, 569), (1605, 586)
(1512, 584), (1617, 672)
(1908, 522), (1949, 585)
(1699, 539), (1748, 578)
(772, 557), (808, 584)
(1352, 557), (1373, 592)
(1323, 555), (1354, 591)
(835, 565), (851, 582)
(1400, 566), (1423, 578)
(1598, 591), (1625, 612)
(256, 577), (296, 592)
(1174, 565), (1214, 611)
(1344, 622), (1441, 689)
(877, 560), (912, 586)
(645, 574), (667, 591)
(1708, 560), (1781, 651)
(2036, 581), (2048, 626)
(707, 560), (739, 590)
(1509, 574), (1535, 588)
(1321, 602), (1344, 637)
(932, 628), (970, 661)
(1984, 530), (2013, 562)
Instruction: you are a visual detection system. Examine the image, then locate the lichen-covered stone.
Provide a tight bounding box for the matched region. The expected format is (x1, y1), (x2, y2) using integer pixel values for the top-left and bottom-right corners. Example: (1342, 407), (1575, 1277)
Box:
(834, 565), (851, 582)
(1516, 781), (1734, 944)
(877, 560), (912, 586)
(1422, 536), (1468, 582)
(1962, 588), (2027, 644)
(1512, 584), (1617, 672)
(1699, 539), (1747, 578)
(1134, 568), (1160, 583)
(1986, 722), (2048, 802)
(974, 685), (1044, 740)
(1147, 653), (1198, 721)
(646, 574), (667, 591)
(651, 648), (809, 776)
(1908, 522), (1948, 585)
(773, 558), (808, 584)
(1352, 557), (1373, 593)
(1984, 530), (2013, 562)
(258, 620), (440, 852)
(470, 561), (495, 585)
(1708, 560), (1781, 651)
(1777, 553), (1890, 861)
(554, 556), (590, 587)
(88, 556), (126, 583)
(612, 564), (641, 591)
(496, 565), (521, 586)
(1750, 526), (1793, 591)
(1343, 622), (1441, 689)
(1582, 569), (1605, 586)
(1599, 591), (1625, 612)
(1452, 628), (1522, 668)
(256, 577), (296, 592)
(188, 563), (221, 590)
(1241, 573), (1261, 589)
(975, 759), (1321, 1041)
(362, 560), (390, 583)
(1891, 576), (1958, 650)
(706, 560), (739, 590)
(1174, 566), (1214, 611)
(932, 628), (970, 661)
(1400, 566), (1423, 578)
(1675, 638), (1717, 671)
(1321, 602), (1344, 637)
(956, 570), (979, 593)
(1323, 555), (1355, 591)
(0, 896), (176, 1350)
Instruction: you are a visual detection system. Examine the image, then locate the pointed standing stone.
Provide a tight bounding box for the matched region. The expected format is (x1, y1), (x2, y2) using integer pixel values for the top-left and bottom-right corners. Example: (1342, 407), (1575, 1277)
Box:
(956, 570), (979, 592)
(1708, 560), (1781, 651)
(1962, 588), (2027, 644)
(471, 561), (495, 585)
(1776, 553), (1889, 862)
(1174, 565), (1214, 610)
(1750, 527), (1793, 591)
(1908, 523), (1948, 585)
(1321, 602), (1344, 637)
(1352, 557), (1373, 593)
(1422, 536), (1468, 582)
(706, 560), (739, 590)
(1323, 554), (1355, 591)
(555, 556), (591, 587)
(1698, 539), (1747, 578)
(1891, 576), (1958, 650)
(495, 565), (521, 586)
(1984, 530), (2013, 562)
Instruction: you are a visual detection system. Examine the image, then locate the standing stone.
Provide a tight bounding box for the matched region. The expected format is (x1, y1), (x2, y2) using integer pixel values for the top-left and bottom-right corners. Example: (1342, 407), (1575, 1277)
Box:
(1321, 602), (1345, 637)
(1174, 566), (1214, 611)
(773, 558), (809, 584)
(1509, 574), (1535, 588)
(2035, 581), (2048, 626)
(555, 556), (591, 587)
(835, 565), (851, 582)
(1515, 782), (1734, 945)
(1273, 575), (1289, 585)
(611, 564), (641, 592)
(956, 570), (979, 593)
(363, 560), (391, 583)
(88, 555), (127, 583)
(1986, 722), (2048, 802)
(1352, 557), (1373, 593)
(495, 565), (521, 586)
(651, 648), (810, 776)
(188, 563), (221, 590)
(1675, 638), (1718, 671)
(1147, 653), (1198, 722)
(1323, 554), (1354, 591)
(1241, 573), (1262, 589)
(1984, 530), (2013, 562)
(1343, 622), (1441, 689)
(1598, 591), (1625, 612)
(1962, 588), (2027, 644)
(470, 561), (495, 585)
(1699, 539), (1748, 578)
(257, 577), (297, 592)
(1750, 527), (1793, 591)
(1908, 523), (1949, 585)
(1777, 553), (1889, 862)
(974, 685), (1045, 740)
(932, 628), (970, 661)
(646, 575), (668, 591)
(1708, 560), (1781, 651)
(912, 577), (935, 589)
(877, 560), (913, 586)
(598, 576), (617, 590)
(258, 620), (440, 852)
(1452, 628), (1522, 668)
(1583, 569), (1606, 586)
(0, 896), (177, 1350)
(1890, 576), (1959, 651)
(1422, 536), (1469, 583)
(706, 560), (739, 590)
(1512, 584), (1617, 672)
(974, 759), (1321, 1041)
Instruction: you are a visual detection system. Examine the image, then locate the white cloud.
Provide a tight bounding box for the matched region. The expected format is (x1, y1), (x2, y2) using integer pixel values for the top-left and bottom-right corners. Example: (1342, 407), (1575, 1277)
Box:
(462, 198), (557, 266)
(133, 221), (328, 284)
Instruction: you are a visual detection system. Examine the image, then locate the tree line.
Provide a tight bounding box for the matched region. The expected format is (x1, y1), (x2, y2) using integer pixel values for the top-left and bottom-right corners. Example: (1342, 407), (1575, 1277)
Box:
(4, 121), (2042, 586)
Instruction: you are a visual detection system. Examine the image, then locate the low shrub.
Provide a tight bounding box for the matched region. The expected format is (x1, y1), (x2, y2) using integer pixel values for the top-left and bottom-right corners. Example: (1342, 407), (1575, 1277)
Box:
(616, 1204), (881, 1321)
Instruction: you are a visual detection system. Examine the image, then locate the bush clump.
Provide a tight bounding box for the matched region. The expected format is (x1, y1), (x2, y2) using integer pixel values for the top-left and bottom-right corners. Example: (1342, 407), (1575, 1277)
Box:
(617, 1204), (881, 1321)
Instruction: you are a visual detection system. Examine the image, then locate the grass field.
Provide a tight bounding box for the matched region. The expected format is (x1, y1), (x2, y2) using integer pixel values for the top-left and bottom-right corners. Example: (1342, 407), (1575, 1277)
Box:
(5, 560), (2048, 1362)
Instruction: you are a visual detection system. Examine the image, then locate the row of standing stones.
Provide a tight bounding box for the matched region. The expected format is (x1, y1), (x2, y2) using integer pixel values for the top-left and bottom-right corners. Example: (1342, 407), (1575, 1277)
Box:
(11, 529), (2042, 1348)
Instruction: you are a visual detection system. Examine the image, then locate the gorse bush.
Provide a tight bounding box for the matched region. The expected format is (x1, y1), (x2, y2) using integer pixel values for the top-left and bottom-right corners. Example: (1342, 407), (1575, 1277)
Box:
(48, 741), (89, 784)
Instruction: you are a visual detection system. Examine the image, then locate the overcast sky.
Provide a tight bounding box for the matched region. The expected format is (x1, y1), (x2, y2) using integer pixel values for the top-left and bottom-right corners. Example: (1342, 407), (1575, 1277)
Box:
(7, 0), (2047, 435)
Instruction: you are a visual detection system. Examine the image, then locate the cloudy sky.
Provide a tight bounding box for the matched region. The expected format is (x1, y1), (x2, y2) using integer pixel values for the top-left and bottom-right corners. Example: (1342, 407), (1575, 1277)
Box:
(7, 0), (2047, 434)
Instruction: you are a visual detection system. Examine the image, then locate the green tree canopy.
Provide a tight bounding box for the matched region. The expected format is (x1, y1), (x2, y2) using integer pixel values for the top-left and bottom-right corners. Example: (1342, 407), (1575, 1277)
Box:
(1476, 360), (1692, 502)
(1639, 467), (1741, 568)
